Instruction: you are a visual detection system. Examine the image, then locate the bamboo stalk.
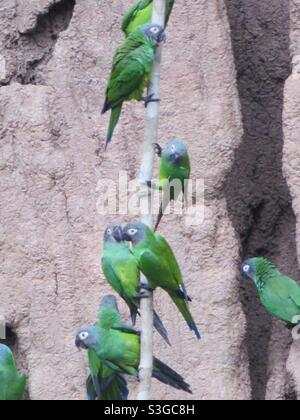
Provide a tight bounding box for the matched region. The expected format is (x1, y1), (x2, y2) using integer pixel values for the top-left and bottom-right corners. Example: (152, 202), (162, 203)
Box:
(137, 0), (166, 401)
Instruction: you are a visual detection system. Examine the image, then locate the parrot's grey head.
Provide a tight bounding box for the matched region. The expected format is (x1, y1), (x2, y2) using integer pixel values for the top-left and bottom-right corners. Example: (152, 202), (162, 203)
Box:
(121, 222), (149, 246)
(142, 24), (166, 45)
(241, 258), (256, 281)
(104, 224), (123, 243)
(75, 326), (98, 351)
(164, 140), (188, 165)
(100, 294), (118, 310)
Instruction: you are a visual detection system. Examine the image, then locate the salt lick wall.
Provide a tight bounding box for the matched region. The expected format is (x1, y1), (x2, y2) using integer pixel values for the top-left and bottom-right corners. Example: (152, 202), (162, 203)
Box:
(0, 0), (299, 400)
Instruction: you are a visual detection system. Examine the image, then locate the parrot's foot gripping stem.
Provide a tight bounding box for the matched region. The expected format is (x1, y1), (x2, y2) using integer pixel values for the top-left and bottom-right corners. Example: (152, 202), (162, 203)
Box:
(140, 282), (154, 292)
(153, 143), (162, 157)
(143, 94), (160, 108)
(135, 283), (154, 300)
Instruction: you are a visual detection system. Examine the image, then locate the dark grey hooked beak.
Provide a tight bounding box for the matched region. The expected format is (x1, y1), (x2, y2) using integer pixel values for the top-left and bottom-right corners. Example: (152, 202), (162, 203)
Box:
(75, 336), (82, 350)
(75, 336), (87, 350)
(158, 30), (167, 43)
(170, 152), (183, 164)
(119, 228), (131, 243)
(112, 226), (124, 243)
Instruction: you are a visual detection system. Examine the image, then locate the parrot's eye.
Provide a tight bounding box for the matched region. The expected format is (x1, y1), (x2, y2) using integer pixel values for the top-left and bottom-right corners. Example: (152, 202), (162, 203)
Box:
(79, 332), (89, 341)
(150, 27), (160, 34)
(243, 265), (250, 273)
(128, 228), (138, 236)
(171, 145), (176, 152)
(106, 228), (112, 235)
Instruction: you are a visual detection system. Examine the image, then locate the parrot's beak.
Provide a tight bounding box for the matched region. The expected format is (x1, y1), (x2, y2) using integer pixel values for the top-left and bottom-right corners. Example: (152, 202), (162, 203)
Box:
(120, 229), (131, 243)
(75, 337), (82, 350)
(158, 31), (167, 44)
(112, 226), (124, 243)
(170, 152), (183, 164)
(75, 336), (87, 350)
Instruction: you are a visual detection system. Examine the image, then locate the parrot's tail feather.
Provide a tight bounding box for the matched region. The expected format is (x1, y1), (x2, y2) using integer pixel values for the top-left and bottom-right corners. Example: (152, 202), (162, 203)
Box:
(86, 375), (97, 401)
(154, 201), (164, 232)
(102, 97), (111, 114)
(181, 283), (190, 302)
(169, 292), (201, 340)
(88, 370), (129, 401)
(175, 289), (192, 302)
(105, 105), (122, 149)
(153, 357), (192, 394)
(129, 305), (138, 326)
(188, 320), (201, 340)
(153, 310), (171, 346)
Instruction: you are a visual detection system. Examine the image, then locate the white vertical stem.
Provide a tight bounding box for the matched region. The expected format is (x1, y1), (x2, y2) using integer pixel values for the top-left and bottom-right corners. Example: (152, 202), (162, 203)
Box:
(137, 0), (166, 401)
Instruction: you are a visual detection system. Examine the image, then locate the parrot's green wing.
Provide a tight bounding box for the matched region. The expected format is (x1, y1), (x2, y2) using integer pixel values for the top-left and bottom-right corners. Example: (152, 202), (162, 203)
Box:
(122, 0), (175, 36)
(102, 248), (140, 305)
(87, 350), (129, 400)
(154, 233), (185, 289)
(111, 324), (140, 335)
(102, 248), (140, 324)
(102, 256), (124, 297)
(106, 42), (154, 109)
(122, 0), (153, 34)
(261, 275), (300, 323)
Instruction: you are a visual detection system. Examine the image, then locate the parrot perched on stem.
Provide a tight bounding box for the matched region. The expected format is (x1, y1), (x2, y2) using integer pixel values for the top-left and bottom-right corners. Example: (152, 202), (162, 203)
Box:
(122, 0), (175, 37)
(76, 295), (192, 394)
(102, 24), (166, 148)
(0, 344), (26, 401)
(77, 296), (129, 400)
(101, 225), (170, 345)
(149, 140), (191, 231)
(242, 257), (300, 325)
(117, 222), (201, 339)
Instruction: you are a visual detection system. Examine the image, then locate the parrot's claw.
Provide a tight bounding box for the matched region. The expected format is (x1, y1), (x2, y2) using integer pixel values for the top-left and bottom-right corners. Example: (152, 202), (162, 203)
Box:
(135, 283), (154, 299)
(143, 94), (160, 107)
(153, 143), (162, 157)
(139, 282), (154, 292)
(135, 292), (150, 300)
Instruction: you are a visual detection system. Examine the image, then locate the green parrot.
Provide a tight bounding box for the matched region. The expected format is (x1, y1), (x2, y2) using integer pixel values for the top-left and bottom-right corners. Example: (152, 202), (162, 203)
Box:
(117, 222), (201, 339)
(149, 140), (191, 231)
(102, 24), (166, 148)
(77, 296), (129, 400)
(122, 0), (175, 37)
(101, 225), (170, 345)
(76, 295), (192, 394)
(0, 344), (26, 401)
(85, 352), (129, 401)
(242, 257), (300, 325)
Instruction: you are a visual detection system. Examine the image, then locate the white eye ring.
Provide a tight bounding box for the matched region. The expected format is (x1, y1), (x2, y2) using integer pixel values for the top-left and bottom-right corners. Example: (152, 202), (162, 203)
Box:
(243, 265), (250, 273)
(106, 228), (112, 235)
(151, 27), (159, 33)
(171, 145), (176, 152)
(128, 228), (138, 236)
(79, 332), (89, 341)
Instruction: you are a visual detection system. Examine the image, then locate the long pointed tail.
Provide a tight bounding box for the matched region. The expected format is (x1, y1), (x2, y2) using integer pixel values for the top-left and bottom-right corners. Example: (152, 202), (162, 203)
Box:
(154, 181), (185, 232)
(153, 357), (192, 394)
(153, 310), (171, 346)
(154, 200), (164, 232)
(105, 104), (122, 149)
(169, 291), (201, 339)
